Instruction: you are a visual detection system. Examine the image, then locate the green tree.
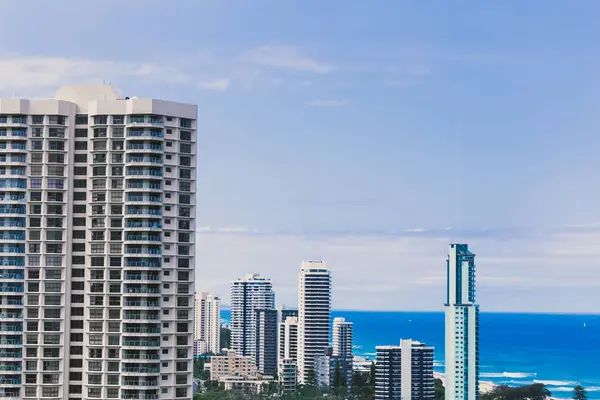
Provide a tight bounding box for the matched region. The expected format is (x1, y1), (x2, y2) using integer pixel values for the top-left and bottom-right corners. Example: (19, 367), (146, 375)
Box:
(369, 361), (376, 386)
(573, 385), (588, 400)
(193, 358), (204, 379)
(434, 378), (445, 400)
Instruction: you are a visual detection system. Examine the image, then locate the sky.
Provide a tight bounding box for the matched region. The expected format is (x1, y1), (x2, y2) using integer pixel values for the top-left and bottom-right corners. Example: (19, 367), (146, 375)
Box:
(1, 0), (600, 312)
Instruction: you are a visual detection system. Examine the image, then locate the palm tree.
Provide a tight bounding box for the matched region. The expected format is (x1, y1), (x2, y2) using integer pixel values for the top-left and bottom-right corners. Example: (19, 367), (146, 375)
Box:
(573, 385), (588, 400)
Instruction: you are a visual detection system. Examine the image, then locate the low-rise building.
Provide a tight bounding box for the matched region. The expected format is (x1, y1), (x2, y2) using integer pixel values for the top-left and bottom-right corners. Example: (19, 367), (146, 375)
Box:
(210, 349), (259, 381)
(279, 358), (298, 393)
(314, 347), (353, 390)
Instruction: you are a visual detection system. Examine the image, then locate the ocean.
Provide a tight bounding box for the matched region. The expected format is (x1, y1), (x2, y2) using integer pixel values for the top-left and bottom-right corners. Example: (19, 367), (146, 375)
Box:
(221, 310), (600, 399)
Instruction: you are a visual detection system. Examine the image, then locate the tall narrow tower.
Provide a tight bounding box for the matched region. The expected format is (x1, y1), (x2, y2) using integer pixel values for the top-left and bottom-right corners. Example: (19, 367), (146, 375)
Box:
(297, 261), (331, 384)
(445, 244), (479, 400)
(230, 274), (274, 358)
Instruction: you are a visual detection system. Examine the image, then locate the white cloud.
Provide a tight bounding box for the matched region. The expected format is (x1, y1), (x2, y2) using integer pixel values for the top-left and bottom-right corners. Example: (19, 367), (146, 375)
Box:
(0, 54), (233, 96)
(245, 45), (335, 74)
(196, 79), (231, 91)
(309, 99), (349, 107)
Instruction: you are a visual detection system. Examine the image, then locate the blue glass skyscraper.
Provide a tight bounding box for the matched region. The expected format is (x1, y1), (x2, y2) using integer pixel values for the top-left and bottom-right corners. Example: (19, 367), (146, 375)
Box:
(445, 244), (479, 400)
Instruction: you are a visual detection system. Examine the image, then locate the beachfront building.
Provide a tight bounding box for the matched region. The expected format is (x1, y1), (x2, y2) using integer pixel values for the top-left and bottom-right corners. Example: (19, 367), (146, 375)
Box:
(445, 244), (480, 400)
(194, 292), (221, 354)
(332, 317), (353, 357)
(230, 274), (275, 358)
(0, 85), (197, 400)
(297, 261), (332, 384)
(255, 308), (278, 376)
(375, 339), (435, 400)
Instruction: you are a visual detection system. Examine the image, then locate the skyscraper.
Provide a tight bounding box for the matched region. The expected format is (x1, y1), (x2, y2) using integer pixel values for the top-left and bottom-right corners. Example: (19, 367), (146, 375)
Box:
(255, 309), (278, 376)
(375, 339), (435, 400)
(445, 244), (479, 400)
(195, 292), (221, 355)
(332, 317), (353, 357)
(230, 274), (275, 358)
(0, 85), (196, 399)
(297, 261), (331, 384)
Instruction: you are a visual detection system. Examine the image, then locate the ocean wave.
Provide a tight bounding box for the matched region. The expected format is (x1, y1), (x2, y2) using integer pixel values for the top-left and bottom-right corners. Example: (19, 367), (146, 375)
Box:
(550, 387), (576, 392)
(534, 380), (578, 386)
(481, 372), (536, 379)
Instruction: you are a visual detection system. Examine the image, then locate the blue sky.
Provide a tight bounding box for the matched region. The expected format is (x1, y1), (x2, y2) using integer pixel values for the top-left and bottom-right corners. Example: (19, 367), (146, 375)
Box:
(2, 0), (600, 311)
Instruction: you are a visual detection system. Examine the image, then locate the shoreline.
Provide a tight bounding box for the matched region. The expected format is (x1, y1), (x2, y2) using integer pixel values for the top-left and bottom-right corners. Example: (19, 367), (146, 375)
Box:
(434, 372), (496, 394)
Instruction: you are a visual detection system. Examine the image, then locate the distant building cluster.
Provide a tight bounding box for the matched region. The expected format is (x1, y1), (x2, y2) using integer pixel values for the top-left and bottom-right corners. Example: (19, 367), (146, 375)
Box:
(195, 243), (480, 400)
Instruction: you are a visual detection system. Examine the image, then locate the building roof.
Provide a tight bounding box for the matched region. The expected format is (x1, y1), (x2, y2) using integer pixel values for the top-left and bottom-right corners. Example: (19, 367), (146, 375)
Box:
(55, 84), (121, 104)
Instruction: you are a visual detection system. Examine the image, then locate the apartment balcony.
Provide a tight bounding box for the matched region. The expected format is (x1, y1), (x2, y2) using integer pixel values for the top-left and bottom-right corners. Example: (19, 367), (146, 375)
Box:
(123, 313), (160, 322)
(125, 195), (162, 205)
(124, 235), (161, 245)
(121, 379), (159, 389)
(0, 299), (22, 307)
(0, 338), (21, 347)
(121, 391), (159, 400)
(125, 221), (162, 231)
(0, 363), (21, 372)
(125, 156), (163, 167)
(125, 143), (163, 153)
(0, 197), (25, 205)
(0, 118), (27, 127)
(124, 248), (162, 258)
(0, 157), (26, 166)
(0, 144), (27, 154)
(123, 300), (160, 309)
(124, 259), (161, 269)
(0, 351), (21, 359)
(121, 339), (161, 348)
(124, 273), (160, 282)
(0, 390), (20, 399)
(126, 130), (164, 140)
(0, 313), (22, 321)
(0, 325), (22, 334)
(123, 327), (160, 337)
(125, 181), (162, 193)
(0, 234), (25, 242)
(125, 208), (162, 218)
(127, 117), (164, 127)
(121, 365), (160, 375)
(0, 377), (20, 387)
(123, 352), (160, 362)
(0, 286), (23, 294)
(123, 286), (160, 295)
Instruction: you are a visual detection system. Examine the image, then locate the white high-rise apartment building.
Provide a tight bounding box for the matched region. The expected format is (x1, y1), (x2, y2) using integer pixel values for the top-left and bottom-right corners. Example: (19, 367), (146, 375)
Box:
(194, 292), (221, 354)
(445, 244), (479, 400)
(332, 317), (353, 357)
(297, 261), (331, 384)
(278, 316), (298, 364)
(0, 85), (197, 400)
(230, 274), (274, 358)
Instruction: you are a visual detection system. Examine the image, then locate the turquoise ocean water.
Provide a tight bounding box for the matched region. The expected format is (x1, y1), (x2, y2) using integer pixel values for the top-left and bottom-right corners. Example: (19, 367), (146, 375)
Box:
(221, 310), (600, 399)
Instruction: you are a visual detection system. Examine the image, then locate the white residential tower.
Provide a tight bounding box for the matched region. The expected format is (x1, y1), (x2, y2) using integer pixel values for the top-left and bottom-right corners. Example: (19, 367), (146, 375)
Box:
(194, 292), (221, 355)
(297, 261), (331, 384)
(230, 274), (274, 358)
(0, 85), (197, 400)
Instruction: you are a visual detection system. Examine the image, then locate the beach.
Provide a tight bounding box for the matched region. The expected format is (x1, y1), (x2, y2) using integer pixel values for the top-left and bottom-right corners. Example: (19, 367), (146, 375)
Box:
(434, 372), (496, 394)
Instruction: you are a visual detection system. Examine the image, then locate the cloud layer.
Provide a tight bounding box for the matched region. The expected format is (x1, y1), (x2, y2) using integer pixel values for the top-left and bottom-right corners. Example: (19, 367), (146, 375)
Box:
(195, 226), (600, 313)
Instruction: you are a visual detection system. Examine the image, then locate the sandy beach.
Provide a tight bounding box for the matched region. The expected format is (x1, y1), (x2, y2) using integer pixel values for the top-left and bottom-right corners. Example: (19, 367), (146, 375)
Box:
(434, 372), (496, 394)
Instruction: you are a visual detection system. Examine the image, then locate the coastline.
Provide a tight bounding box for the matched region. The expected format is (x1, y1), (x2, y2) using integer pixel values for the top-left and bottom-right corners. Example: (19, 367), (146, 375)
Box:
(434, 372), (496, 394)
